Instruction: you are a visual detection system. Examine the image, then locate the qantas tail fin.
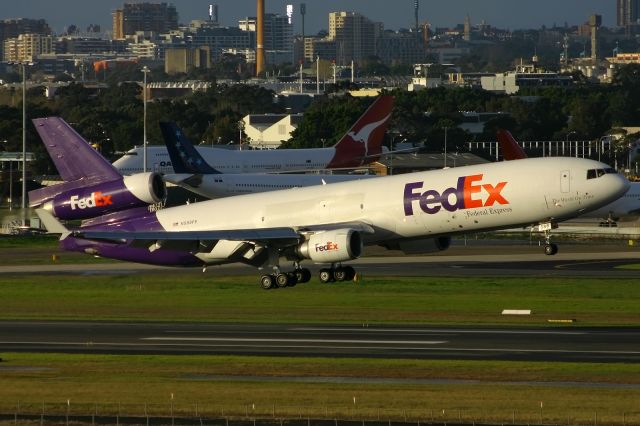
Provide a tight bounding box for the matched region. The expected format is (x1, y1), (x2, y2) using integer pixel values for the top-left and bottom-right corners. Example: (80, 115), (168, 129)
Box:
(496, 129), (528, 161)
(29, 117), (123, 207)
(159, 122), (221, 174)
(327, 95), (394, 168)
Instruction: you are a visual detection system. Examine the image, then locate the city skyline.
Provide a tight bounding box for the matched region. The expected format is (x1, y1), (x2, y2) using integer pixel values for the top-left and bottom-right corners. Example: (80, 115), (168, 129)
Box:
(1, 0), (615, 36)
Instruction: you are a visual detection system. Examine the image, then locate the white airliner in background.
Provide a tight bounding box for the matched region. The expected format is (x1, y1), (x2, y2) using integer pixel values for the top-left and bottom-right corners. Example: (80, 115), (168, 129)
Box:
(39, 153), (629, 289)
(159, 121), (379, 199)
(113, 95), (394, 175)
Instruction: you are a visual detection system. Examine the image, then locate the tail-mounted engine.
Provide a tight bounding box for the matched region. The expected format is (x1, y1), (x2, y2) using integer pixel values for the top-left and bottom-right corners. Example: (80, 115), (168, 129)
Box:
(296, 229), (363, 263)
(41, 172), (166, 220)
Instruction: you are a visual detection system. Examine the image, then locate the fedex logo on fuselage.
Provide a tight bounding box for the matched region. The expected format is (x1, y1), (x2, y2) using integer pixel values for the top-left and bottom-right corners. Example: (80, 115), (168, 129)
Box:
(404, 174), (508, 216)
(69, 191), (113, 210)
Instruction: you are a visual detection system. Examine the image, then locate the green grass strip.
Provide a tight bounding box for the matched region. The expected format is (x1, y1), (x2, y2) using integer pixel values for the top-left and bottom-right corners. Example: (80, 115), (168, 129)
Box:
(0, 274), (638, 325)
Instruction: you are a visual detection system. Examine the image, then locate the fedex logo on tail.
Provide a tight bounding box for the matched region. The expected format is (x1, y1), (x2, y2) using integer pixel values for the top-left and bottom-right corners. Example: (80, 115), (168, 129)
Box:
(69, 191), (113, 210)
(404, 174), (508, 216)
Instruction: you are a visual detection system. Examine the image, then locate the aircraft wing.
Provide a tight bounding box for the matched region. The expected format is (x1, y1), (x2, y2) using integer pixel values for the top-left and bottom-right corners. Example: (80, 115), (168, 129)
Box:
(76, 227), (302, 245)
(77, 221), (375, 243)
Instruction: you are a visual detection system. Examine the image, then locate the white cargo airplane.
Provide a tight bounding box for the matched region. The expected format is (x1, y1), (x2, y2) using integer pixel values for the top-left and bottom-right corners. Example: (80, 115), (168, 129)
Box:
(113, 96), (394, 175)
(37, 143), (629, 289)
(159, 122), (378, 199)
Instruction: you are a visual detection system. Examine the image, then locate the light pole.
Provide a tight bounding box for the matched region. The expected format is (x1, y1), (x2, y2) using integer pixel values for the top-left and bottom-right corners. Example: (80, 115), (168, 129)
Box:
(21, 63), (27, 222)
(316, 56), (320, 94)
(142, 66), (150, 173)
(565, 131), (576, 157)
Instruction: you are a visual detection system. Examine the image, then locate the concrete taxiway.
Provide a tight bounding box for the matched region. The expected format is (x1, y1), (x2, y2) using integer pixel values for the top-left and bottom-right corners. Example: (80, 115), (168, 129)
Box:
(0, 321), (638, 363)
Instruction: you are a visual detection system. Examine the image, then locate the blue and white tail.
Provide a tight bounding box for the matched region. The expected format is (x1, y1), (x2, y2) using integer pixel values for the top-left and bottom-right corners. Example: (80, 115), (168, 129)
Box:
(159, 122), (221, 174)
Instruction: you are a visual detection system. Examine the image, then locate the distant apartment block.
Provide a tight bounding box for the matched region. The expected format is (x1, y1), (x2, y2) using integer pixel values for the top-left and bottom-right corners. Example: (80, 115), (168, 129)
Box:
(330, 12), (381, 64)
(376, 32), (427, 65)
(3, 33), (53, 62)
(112, 2), (178, 40)
(239, 14), (293, 64)
(165, 46), (211, 74)
(617, 0), (640, 27)
(305, 12), (381, 65)
(0, 18), (51, 58)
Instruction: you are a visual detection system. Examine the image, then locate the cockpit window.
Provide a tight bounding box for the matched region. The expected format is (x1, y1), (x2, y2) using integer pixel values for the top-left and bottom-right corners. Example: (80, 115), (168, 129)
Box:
(587, 168), (617, 179)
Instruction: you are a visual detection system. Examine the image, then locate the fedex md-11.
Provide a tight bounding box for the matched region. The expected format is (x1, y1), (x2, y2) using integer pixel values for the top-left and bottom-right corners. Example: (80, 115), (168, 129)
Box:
(37, 151), (629, 290)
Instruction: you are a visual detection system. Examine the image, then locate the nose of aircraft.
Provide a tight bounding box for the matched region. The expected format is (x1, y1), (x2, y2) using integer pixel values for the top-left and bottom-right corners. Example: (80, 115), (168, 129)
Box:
(603, 172), (630, 204)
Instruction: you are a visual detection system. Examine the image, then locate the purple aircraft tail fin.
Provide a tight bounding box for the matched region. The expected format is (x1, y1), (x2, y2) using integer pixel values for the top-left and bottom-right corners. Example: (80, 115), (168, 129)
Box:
(29, 117), (124, 207)
(29, 117), (166, 219)
(33, 117), (122, 182)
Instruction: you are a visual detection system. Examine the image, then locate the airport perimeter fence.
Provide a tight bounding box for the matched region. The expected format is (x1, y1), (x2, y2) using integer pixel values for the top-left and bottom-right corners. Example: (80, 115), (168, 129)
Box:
(0, 402), (637, 426)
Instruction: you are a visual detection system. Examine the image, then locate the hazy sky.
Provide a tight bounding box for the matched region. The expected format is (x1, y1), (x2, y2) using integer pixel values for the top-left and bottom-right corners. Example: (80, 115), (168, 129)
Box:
(1, 0), (615, 35)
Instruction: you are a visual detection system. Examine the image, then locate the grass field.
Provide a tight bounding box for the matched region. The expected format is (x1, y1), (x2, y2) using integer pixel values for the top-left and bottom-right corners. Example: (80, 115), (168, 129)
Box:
(0, 273), (639, 325)
(0, 353), (638, 425)
(1, 239), (639, 424)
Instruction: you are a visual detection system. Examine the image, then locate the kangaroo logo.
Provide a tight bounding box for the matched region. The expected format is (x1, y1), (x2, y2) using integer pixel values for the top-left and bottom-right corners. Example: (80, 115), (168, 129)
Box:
(346, 113), (391, 157)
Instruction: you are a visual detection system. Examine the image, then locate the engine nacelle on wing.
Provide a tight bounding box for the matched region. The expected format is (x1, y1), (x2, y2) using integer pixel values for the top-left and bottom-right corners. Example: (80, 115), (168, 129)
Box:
(296, 229), (363, 263)
(383, 236), (451, 254)
(43, 172), (166, 220)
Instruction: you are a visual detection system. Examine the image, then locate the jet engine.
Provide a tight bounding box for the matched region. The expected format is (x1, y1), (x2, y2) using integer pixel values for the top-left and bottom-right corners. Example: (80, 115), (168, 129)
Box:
(41, 172), (166, 220)
(296, 229), (363, 263)
(383, 236), (451, 254)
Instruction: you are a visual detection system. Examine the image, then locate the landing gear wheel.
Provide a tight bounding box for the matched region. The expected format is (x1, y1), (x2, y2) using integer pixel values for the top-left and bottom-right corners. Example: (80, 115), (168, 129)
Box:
(319, 268), (334, 283)
(544, 243), (558, 256)
(295, 268), (311, 284)
(343, 265), (356, 281)
(260, 274), (275, 290)
(276, 272), (290, 288)
(286, 272), (298, 287)
(333, 267), (347, 281)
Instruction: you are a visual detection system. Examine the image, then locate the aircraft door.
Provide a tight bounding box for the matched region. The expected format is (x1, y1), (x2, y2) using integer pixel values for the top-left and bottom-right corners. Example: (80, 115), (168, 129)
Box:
(561, 170), (570, 193)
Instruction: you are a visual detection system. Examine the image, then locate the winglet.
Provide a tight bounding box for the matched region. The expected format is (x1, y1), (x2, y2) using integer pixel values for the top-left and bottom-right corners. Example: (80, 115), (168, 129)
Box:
(159, 122), (221, 174)
(328, 95), (394, 168)
(496, 129), (528, 161)
(35, 208), (70, 237)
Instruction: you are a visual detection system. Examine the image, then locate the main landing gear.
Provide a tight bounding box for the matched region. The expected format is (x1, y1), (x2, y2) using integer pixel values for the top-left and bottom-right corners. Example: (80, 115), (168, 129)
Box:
(258, 264), (358, 289)
(259, 267), (312, 290)
(318, 265), (356, 283)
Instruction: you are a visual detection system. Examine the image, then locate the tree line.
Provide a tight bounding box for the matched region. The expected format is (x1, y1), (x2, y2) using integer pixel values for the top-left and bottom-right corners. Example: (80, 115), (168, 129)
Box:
(1, 64), (640, 176)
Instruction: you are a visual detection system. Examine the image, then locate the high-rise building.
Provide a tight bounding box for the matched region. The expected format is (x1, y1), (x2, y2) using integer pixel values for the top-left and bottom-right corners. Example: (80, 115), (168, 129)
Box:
(617, 0), (640, 27)
(0, 18), (51, 58)
(238, 14), (293, 64)
(328, 12), (381, 64)
(112, 2), (178, 40)
(3, 33), (53, 62)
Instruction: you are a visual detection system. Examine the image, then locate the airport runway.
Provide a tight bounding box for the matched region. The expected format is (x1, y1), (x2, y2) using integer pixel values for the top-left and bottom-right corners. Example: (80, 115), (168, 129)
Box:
(0, 321), (638, 363)
(1, 247), (639, 278)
